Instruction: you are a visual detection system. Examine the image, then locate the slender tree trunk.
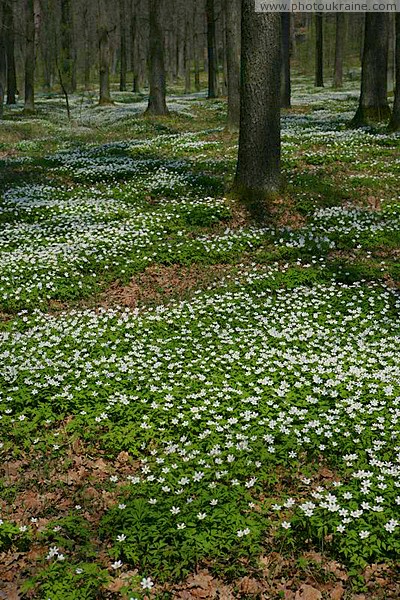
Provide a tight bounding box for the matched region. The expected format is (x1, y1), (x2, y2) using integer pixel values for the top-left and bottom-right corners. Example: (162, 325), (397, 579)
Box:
(145, 0), (168, 115)
(206, 0), (217, 98)
(83, 7), (90, 90)
(119, 0), (127, 91)
(24, 0), (35, 113)
(98, 0), (112, 105)
(315, 13), (323, 87)
(4, 0), (16, 104)
(193, 2), (201, 92)
(333, 13), (344, 88)
(281, 12), (291, 108)
(352, 14), (391, 126)
(234, 0), (281, 213)
(60, 0), (75, 93)
(130, 0), (139, 92)
(184, 3), (191, 94)
(0, 0), (5, 119)
(389, 14), (400, 131)
(388, 14), (395, 94)
(225, 0), (240, 131)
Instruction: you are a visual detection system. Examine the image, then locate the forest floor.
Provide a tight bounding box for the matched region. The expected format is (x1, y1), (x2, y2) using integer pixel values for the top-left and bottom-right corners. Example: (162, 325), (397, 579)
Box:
(0, 78), (400, 599)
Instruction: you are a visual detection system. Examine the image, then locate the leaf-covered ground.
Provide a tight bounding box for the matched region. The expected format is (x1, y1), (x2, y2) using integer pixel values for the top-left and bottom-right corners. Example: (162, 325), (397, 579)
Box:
(0, 80), (400, 599)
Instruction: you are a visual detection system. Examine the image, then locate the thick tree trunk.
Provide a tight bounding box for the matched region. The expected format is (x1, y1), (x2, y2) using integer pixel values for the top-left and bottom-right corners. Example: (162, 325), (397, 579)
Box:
(233, 1), (281, 213)
(315, 13), (323, 87)
(352, 14), (391, 126)
(281, 12), (291, 108)
(60, 0), (75, 93)
(24, 0), (35, 113)
(206, 0), (217, 98)
(333, 13), (344, 88)
(119, 0), (127, 91)
(389, 14), (400, 131)
(225, 0), (240, 131)
(145, 0), (168, 115)
(4, 0), (16, 104)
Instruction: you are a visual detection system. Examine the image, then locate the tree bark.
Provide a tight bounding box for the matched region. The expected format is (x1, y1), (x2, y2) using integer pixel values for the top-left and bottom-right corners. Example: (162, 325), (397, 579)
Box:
(184, 1), (191, 94)
(281, 12), (291, 108)
(0, 0), (5, 119)
(206, 0), (217, 98)
(60, 0), (75, 93)
(352, 14), (391, 126)
(389, 14), (400, 131)
(225, 0), (240, 131)
(4, 0), (16, 104)
(145, 0), (168, 115)
(333, 13), (344, 88)
(24, 0), (35, 113)
(315, 13), (323, 87)
(233, 0), (281, 214)
(98, 0), (112, 105)
(119, 0), (127, 91)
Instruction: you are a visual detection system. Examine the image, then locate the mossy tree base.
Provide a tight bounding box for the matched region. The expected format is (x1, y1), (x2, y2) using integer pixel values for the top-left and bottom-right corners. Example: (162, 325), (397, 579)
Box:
(230, 182), (280, 223)
(351, 105), (391, 128)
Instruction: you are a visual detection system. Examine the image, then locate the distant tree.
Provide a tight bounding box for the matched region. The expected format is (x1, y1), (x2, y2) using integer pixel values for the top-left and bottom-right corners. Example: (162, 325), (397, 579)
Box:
(333, 13), (344, 88)
(24, 0), (35, 113)
(0, 0), (5, 119)
(233, 0), (281, 212)
(315, 13), (323, 87)
(4, 0), (17, 104)
(225, 0), (241, 131)
(206, 0), (217, 98)
(281, 12), (291, 108)
(352, 14), (391, 126)
(119, 0), (127, 91)
(60, 0), (76, 93)
(98, 0), (113, 105)
(389, 14), (400, 131)
(145, 0), (168, 115)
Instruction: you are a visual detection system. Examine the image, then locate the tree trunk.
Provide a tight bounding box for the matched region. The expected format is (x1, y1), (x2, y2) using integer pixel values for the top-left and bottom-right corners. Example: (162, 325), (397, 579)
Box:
(233, 0), (281, 214)
(130, 0), (139, 92)
(4, 0), (16, 104)
(0, 0), (5, 119)
(193, 2), (201, 92)
(281, 12), (291, 108)
(389, 14), (400, 131)
(184, 2), (191, 94)
(24, 0), (35, 113)
(98, 0), (112, 105)
(206, 0), (217, 98)
(225, 0), (240, 131)
(83, 6), (91, 90)
(333, 13), (344, 88)
(352, 14), (391, 126)
(315, 13), (323, 87)
(119, 0), (127, 91)
(60, 0), (75, 93)
(145, 0), (168, 115)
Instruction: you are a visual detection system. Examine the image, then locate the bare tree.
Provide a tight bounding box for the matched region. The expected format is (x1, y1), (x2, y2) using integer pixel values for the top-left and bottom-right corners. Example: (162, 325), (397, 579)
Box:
(315, 13), (323, 87)
(352, 14), (391, 126)
(225, 0), (241, 131)
(281, 12), (291, 108)
(145, 0), (168, 115)
(389, 14), (400, 131)
(24, 0), (35, 113)
(234, 0), (281, 212)
(60, 0), (76, 93)
(4, 0), (17, 104)
(206, 0), (217, 98)
(333, 13), (344, 88)
(98, 0), (113, 105)
(119, 0), (127, 91)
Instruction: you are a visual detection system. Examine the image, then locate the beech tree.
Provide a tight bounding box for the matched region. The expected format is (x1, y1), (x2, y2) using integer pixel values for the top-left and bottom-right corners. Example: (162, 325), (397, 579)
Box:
(4, 0), (17, 104)
(234, 0), (281, 211)
(24, 0), (35, 113)
(225, 0), (241, 131)
(281, 12), (291, 108)
(145, 0), (168, 115)
(60, 0), (76, 93)
(98, 0), (112, 105)
(206, 0), (217, 99)
(315, 13), (323, 87)
(352, 14), (391, 126)
(333, 13), (344, 88)
(389, 14), (400, 131)
(0, 0), (5, 118)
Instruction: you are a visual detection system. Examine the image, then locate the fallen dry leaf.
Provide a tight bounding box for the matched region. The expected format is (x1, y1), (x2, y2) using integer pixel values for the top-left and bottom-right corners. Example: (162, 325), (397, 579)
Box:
(295, 584), (322, 600)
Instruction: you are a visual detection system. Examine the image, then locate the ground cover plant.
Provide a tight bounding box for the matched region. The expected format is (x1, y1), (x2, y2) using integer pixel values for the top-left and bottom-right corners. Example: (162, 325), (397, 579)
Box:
(0, 81), (400, 599)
